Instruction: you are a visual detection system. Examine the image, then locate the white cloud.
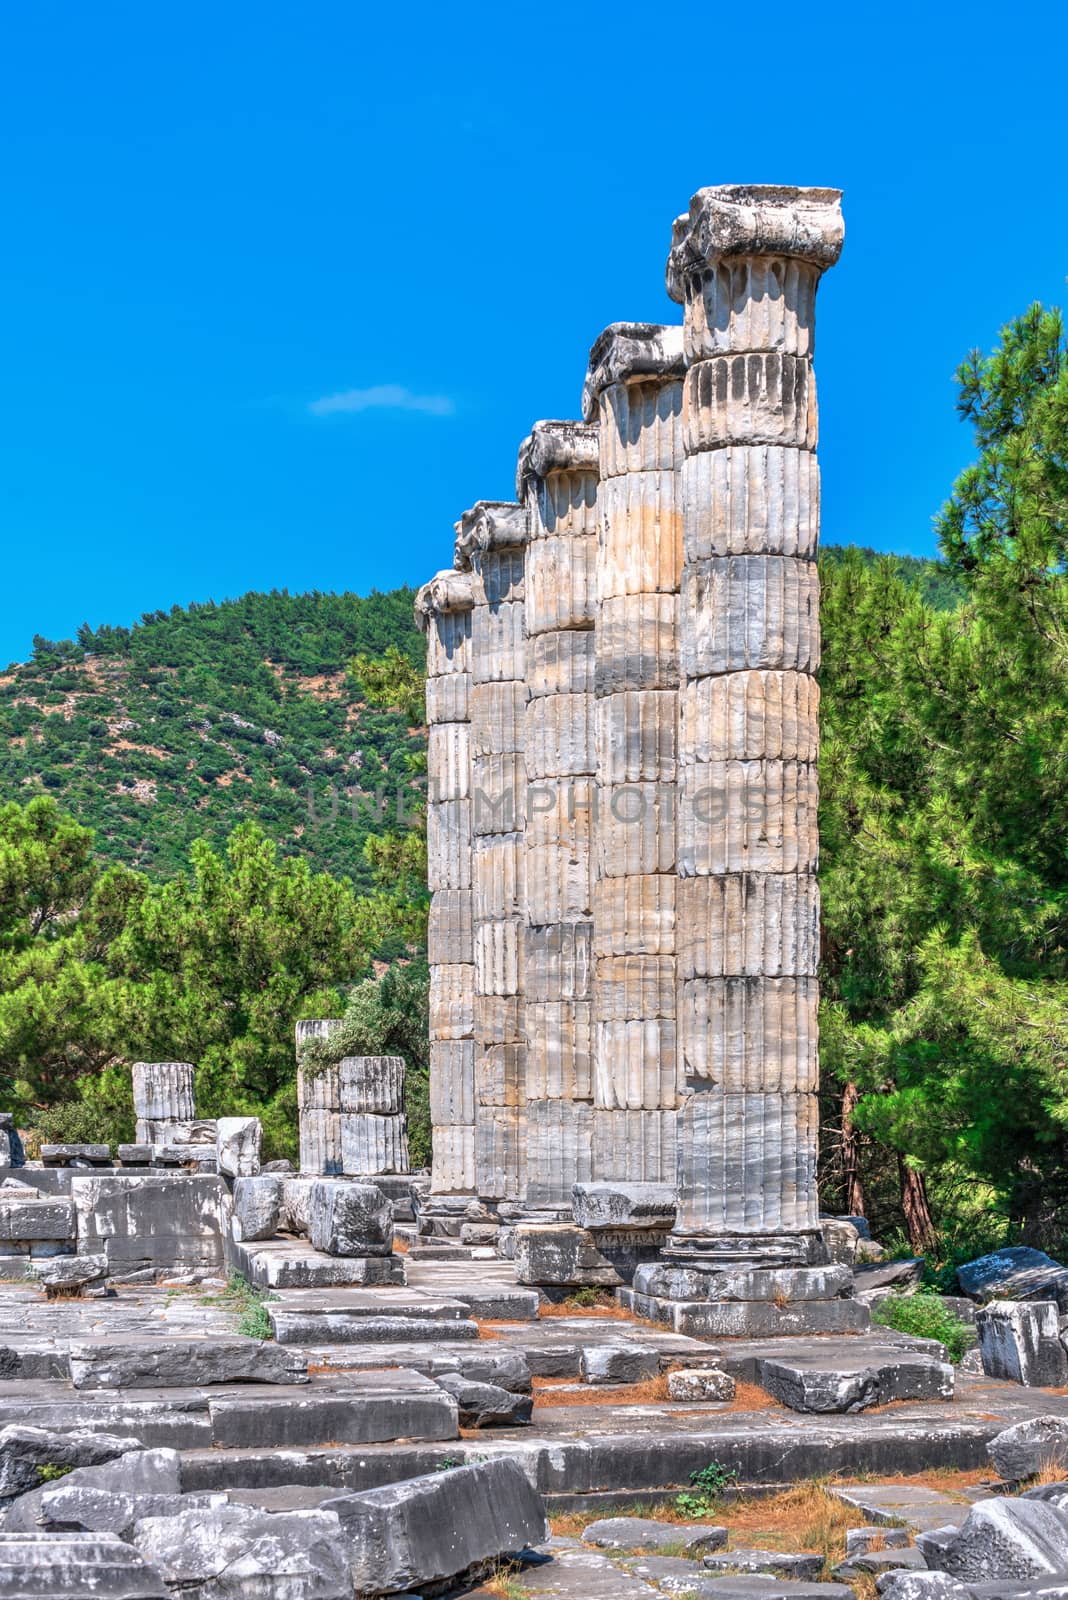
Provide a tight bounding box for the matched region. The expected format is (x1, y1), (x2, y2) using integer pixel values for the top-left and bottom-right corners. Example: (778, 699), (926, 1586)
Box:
(308, 383), (455, 418)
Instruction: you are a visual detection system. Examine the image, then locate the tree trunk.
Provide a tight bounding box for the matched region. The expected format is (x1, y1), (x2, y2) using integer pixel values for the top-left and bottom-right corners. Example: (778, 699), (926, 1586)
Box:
(841, 1081), (867, 1218)
(899, 1156), (937, 1254)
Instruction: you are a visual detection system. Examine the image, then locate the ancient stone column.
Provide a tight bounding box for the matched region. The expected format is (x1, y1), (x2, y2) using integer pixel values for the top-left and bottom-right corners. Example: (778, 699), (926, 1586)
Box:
(454, 502), (529, 1204)
(667, 185), (843, 1263)
(516, 421), (599, 1209)
(416, 570), (477, 1195)
(583, 325), (686, 1186)
(132, 1061), (197, 1146)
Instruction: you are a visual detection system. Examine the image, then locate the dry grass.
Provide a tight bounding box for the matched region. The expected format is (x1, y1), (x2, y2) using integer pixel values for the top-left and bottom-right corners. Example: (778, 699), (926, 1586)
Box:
(715, 1482), (857, 1560)
(532, 1374), (670, 1408)
(480, 1561), (530, 1599)
(391, 1237), (409, 1254)
(536, 1297), (641, 1322)
(719, 1379), (782, 1413)
(1033, 1454), (1068, 1484)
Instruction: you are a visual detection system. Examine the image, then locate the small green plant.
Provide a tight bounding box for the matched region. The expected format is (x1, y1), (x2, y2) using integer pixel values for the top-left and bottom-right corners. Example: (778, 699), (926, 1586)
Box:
(435, 1456), (463, 1472)
(565, 1287), (604, 1309)
(36, 1463), (73, 1483)
(209, 1272), (275, 1340)
(871, 1290), (974, 1363)
(675, 1458), (739, 1517)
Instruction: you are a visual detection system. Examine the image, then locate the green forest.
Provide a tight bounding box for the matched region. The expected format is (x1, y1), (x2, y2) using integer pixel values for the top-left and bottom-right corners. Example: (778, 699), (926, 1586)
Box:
(1, 301), (1065, 1275)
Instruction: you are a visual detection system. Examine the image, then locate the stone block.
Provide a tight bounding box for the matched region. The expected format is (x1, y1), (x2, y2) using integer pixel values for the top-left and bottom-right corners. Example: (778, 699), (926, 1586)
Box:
(704, 1550), (827, 1581)
(624, 1288), (871, 1338)
(72, 1173), (226, 1272)
(231, 1174), (283, 1242)
(681, 444), (821, 561)
(977, 1300), (1068, 1386)
(989, 1417), (1068, 1481)
(580, 1344), (660, 1384)
(0, 1424), (141, 1502)
(525, 690), (596, 777)
(281, 1177), (315, 1234)
(959, 1247), (1068, 1310)
(514, 1223), (621, 1287)
(429, 1039), (476, 1125)
(433, 1373), (532, 1427)
(216, 1116), (261, 1178)
(68, 1336), (307, 1389)
(572, 1182), (676, 1231)
(592, 1108), (677, 1184)
(598, 780), (676, 876)
(596, 593), (680, 694)
(583, 1516), (727, 1553)
(0, 1196), (74, 1241)
(676, 873), (820, 980)
(758, 1349), (953, 1412)
(308, 1180), (393, 1256)
(2, 1444), (185, 1532)
(40, 1144), (111, 1165)
(429, 964), (476, 1040)
(632, 1261), (853, 1302)
(298, 1109), (343, 1175)
(593, 1018), (679, 1110)
(323, 1457), (547, 1595)
(32, 1253), (108, 1293)
(340, 1113), (409, 1175)
(0, 1532), (168, 1598)
(667, 1367), (736, 1401)
(930, 1496), (1068, 1582)
(528, 627), (597, 697)
(131, 1061), (195, 1123)
(679, 975), (818, 1090)
(525, 1102), (593, 1208)
(475, 1108), (523, 1201)
(133, 1504), (352, 1599)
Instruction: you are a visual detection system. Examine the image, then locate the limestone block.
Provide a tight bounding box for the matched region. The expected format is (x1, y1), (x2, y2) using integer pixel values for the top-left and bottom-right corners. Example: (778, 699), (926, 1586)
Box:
(932, 1496), (1068, 1583)
(525, 693), (596, 779)
(475, 995), (523, 1045)
(527, 627), (596, 697)
(426, 799), (472, 891)
(528, 466), (599, 539)
(958, 1245), (1068, 1307)
(594, 1019), (679, 1110)
(684, 256), (821, 360)
(280, 1176), (314, 1233)
(68, 1337), (306, 1390)
(581, 1344), (660, 1384)
(592, 1108), (677, 1183)
(991, 1417), (1068, 1480)
(473, 834), (524, 920)
(424, 606), (472, 679)
(430, 1124), (475, 1195)
(597, 379), (685, 478)
(524, 1001), (593, 1100)
(429, 1040), (476, 1126)
(678, 976), (819, 1089)
(675, 1090), (819, 1234)
(676, 873), (820, 978)
(338, 1056), (404, 1115)
(595, 955), (676, 1021)
(0, 1532), (169, 1596)
(680, 670), (819, 763)
(525, 534), (597, 633)
(0, 1196), (74, 1241)
(433, 1372), (531, 1427)
(133, 1504), (351, 1599)
(216, 1117), (261, 1178)
(475, 1042), (524, 1107)
(667, 1367), (736, 1401)
(682, 445), (820, 561)
(977, 1300), (1068, 1387)
(582, 1517), (727, 1553)
(472, 546), (525, 606)
(297, 1057), (340, 1113)
(340, 1113), (409, 1176)
(596, 690), (677, 784)
(684, 353), (817, 452)
(471, 753), (526, 836)
(593, 874), (675, 956)
(677, 759), (819, 875)
(299, 1109), (343, 1176)
(131, 1062), (195, 1123)
(524, 1101), (593, 1207)
(427, 890), (473, 965)
(523, 844), (592, 923)
(524, 922), (593, 1002)
(136, 1117), (216, 1148)
(598, 781), (675, 876)
(425, 672), (470, 724)
(572, 1182), (676, 1231)
(308, 1180), (393, 1256)
(429, 964), (476, 1041)
(427, 723), (470, 802)
(596, 594), (679, 693)
(513, 1222), (619, 1286)
(71, 1174), (226, 1271)
(470, 601), (525, 684)
(473, 918), (522, 996)
(231, 1175), (283, 1241)
(470, 682), (526, 754)
(598, 472), (682, 597)
(680, 555), (820, 678)
(475, 1109), (524, 1200)
(33, 1254), (108, 1291)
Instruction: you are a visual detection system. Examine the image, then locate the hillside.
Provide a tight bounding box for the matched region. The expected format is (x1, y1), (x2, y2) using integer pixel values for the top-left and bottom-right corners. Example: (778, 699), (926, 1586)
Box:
(0, 589), (426, 885)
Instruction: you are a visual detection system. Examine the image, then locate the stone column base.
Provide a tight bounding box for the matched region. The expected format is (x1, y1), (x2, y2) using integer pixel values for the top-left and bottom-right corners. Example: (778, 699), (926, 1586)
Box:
(622, 1255), (870, 1338)
(663, 1230), (828, 1270)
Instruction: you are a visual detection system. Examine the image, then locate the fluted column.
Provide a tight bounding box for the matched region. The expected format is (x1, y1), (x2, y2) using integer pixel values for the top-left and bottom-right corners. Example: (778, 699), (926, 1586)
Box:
(417, 571), (477, 1195)
(454, 502), (530, 1203)
(667, 185), (843, 1260)
(517, 421), (599, 1208)
(583, 325), (687, 1186)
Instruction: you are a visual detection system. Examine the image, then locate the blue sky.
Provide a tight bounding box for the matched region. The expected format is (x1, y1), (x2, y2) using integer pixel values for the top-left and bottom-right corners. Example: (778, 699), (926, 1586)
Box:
(2, 0), (1067, 665)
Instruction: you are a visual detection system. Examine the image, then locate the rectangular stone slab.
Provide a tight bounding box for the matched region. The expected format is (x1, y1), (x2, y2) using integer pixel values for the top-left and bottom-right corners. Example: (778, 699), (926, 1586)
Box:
(0, 1531), (168, 1598)
(269, 1312), (479, 1346)
(67, 1337), (308, 1390)
(207, 1371), (458, 1447)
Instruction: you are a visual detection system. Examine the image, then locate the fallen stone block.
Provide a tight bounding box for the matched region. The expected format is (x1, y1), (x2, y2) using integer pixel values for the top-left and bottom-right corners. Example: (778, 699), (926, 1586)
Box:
(206, 1371), (459, 1447)
(0, 1400), (211, 1455)
(20, 1483), (227, 1538)
(580, 1344), (661, 1384)
(703, 1550), (825, 1580)
(117, 1145), (153, 1164)
(40, 1144), (111, 1166)
(216, 1116), (262, 1178)
(854, 1259), (926, 1293)
(649, 1570), (853, 1598)
(67, 1336), (308, 1389)
(231, 1238), (405, 1289)
(820, 1216), (862, 1264)
(270, 1311), (479, 1344)
(990, 1417), (1068, 1481)
(459, 1222), (499, 1245)
(514, 1224), (621, 1286)
(134, 1503), (351, 1598)
(834, 1546), (928, 1578)
(2, 1446), (183, 1531)
(453, 1349), (532, 1393)
(846, 1526), (911, 1556)
(667, 1367), (736, 1401)
(959, 1247), (1068, 1310)
(0, 1531), (168, 1597)
(930, 1497), (1068, 1582)
(434, 1373), (532, 1427)
(0, 1341), (67, 1380)
(281, 1178), (315, 1234)
(308, 1179), (393, 1256)
(878, 1579), (969, 1599)
(31, 1253), (108, 1294)
(759, 1350), (954, 1413)
(230, 1174), (283, 1242)
(0, 1424), (140, 1503)
(571, 1183), (676, 1231)
(322, 1456), (547, 1594)
(447, 1285), (540, 1320)
(582, 1516), (727, 1553)
(0, 1196), (74, 1241)
(977, 1300), (1068, 1386)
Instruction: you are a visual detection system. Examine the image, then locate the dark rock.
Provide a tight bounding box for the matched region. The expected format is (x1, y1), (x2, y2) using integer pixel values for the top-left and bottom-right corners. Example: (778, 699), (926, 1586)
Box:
(433, 1374), (532, 1427)
(959, 1248), (1068, 1311)
(0, 1425), (141, 1504)
(977, 1301), (1068, 1386)
(931, 1497), (1068, 1581)
(308, 1180), (393, 1257)
(989, 1417), (1068, 1481)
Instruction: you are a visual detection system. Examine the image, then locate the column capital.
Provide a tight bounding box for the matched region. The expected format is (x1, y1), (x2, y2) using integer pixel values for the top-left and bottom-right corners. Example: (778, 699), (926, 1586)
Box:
(582, 323), (686, 420)
(453, 501), (529, 570)
(414, 569), (476, 632)
(666, 185), (844, 303)
(516, 420), (599, 500)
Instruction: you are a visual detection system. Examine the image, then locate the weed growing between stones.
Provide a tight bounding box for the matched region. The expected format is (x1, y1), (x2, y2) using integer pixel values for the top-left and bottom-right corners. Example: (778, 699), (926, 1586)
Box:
(871, 1291), (974, 1362)
(36, 1463), (73, 1483)
(482, 1559), (530, 1598)
(199, 1272), (275, 1340)
(675, 1459), (739, 1517)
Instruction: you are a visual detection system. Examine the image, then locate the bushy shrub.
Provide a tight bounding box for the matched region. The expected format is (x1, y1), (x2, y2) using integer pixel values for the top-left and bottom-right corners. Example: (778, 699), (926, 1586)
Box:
(22, 1064), (135, 1155)
(871, 1290), (974, 1362)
